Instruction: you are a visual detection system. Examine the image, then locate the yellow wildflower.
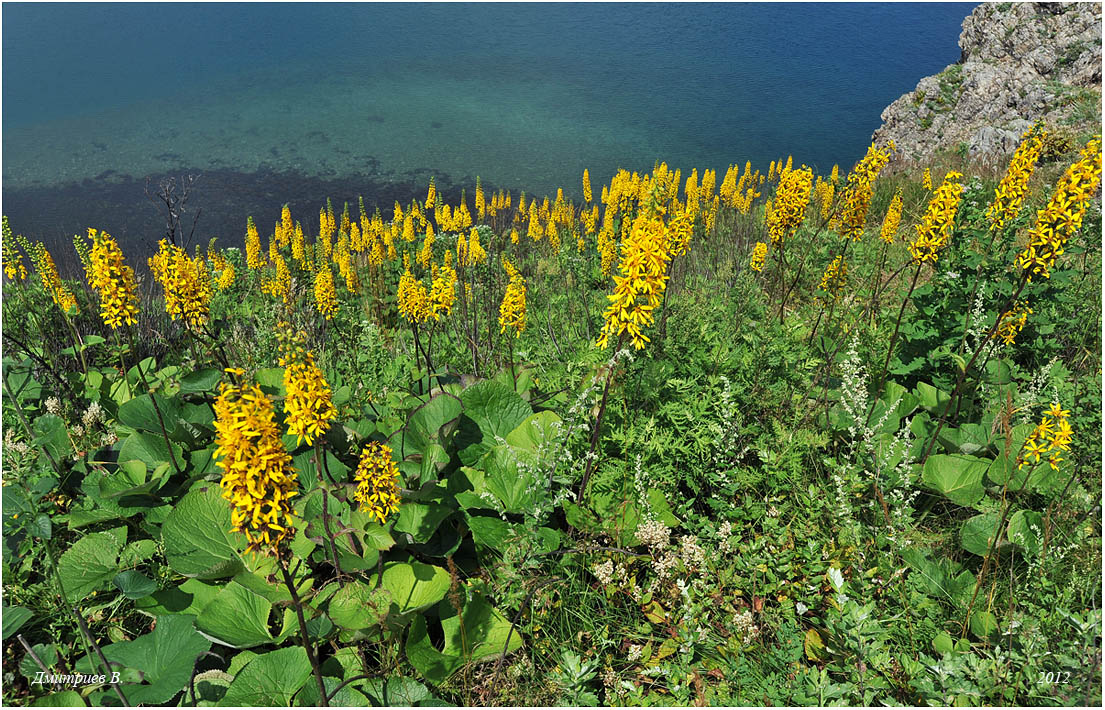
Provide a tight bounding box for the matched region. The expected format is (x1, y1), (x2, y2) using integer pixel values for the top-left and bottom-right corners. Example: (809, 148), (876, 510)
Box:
(352, 441), (401, 524)
(276, 323), (337, 446)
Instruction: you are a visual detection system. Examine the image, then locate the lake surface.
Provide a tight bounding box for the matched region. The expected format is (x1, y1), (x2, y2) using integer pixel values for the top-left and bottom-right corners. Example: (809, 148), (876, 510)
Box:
(2, 2), (974, 265)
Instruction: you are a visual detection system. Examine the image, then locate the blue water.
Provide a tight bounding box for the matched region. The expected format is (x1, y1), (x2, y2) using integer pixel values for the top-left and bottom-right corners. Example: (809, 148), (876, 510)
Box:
(2, 2), (974, 256)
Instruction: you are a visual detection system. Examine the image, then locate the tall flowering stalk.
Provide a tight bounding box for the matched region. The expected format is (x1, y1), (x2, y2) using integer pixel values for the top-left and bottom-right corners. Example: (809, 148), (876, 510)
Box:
(352, 441), (402, 525)
(907, 172), (965, 264)
(499, 257), (527, 389)
(276, 324), (337, 447)
(213, 370), (300, 552)
(149, 240), (213, 330)
(836, 142), (893, 242)
(595, 204), (671, 350)
(84, 228), (139, 329)
(986, 123), (1046, 233)
(1015, 137), (1102, 282)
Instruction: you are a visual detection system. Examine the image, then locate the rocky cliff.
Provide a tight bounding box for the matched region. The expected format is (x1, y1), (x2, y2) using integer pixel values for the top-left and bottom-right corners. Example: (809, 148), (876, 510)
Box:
(872, 2), (1101, 165)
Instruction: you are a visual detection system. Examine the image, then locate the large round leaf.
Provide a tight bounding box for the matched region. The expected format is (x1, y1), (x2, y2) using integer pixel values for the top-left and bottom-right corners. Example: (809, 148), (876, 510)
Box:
(380, 560), (450, 614)
(922, 454), (988, 507)
(162, 487), (245, 579)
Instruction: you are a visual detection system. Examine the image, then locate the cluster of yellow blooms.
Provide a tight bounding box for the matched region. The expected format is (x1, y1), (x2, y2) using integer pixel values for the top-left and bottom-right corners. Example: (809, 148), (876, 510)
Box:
(766, 165), (813, 245)
(813, 176), (835, 222)
(583, 169), (592, 203)
(498, 257), (527, 338)
(749, 241), (767, 272)
(397, 253), (431, 324)
(429, 251), (458, 320)
(996, 301), (1032, 346)
(2, 217), (27, 281)
(352, 441), (402, 524)
(1019, 402), (1072, 472)
(1015, 137), (1102, 281)
(21, 238), (79, 314)
(921, 168), (933, 191)
(245, 216), (264, 270)
(313, 264), (338, 320)
(595, 194), (672, 350)
(986, 123), (1046, 232)
(83, 228), (139, 329)
(880, 189), (904, 244)
(207, 244), (236, 291)
(836, 142), (894, 241)
(276, 323), (338, 446)
(818, 255), (848, 301)
(213, 370), (299, 553)
(148, 240), (211, 329)
(908, 172), (965, 264)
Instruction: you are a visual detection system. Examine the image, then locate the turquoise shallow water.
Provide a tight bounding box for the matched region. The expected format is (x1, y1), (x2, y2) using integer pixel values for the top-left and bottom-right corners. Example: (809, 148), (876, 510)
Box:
(2, 2), (974, 261)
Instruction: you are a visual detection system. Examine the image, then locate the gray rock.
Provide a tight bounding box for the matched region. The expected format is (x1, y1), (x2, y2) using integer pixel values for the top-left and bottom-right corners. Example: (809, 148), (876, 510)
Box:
(872, 2), (1101, 168)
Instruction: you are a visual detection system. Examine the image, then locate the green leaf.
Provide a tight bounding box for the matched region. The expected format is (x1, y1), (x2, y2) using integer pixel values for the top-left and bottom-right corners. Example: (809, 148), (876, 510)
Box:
(179, 368), (223, 394)
(32, 414), (70, 461)
(220, 646), (312, 706)
(969, 611), (999, 639)
(404, 393), (463, 455)
(32, 691), (85, 707)
(162, 487), (245, 579)
(328, 580), (390, 631)
(135, 578), (221, 617)
(195, 581), (274, 649)
(482, 445), (538, 513)
(118, 432), (183, 471)
(458, 381), (532, 463)
(932, 631), (955, 655)
(960, 512), (1002, 556)
(922, 454), (988, 506)
(380, 560), (450, 614)
(406, 593), (521, 683)
(57, 532), (122, 602)
(113, 571), (156, 600)
(1007, 509), (1044, 555)
(117, 394), (182, 433)
(2, 605), (32, 640)
(96, 614), (211, 705)
(914, 381), (952, 416)
(505, 410), (562, 453)
(361, 677), (438, 706)
(394, 502), (454, 544)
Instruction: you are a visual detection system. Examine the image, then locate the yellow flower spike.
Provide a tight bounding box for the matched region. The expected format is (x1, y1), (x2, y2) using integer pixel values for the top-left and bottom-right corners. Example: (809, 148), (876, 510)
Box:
(880, 189), (903, 244)
(987, 123), (1046, 232)
(353, 442), (401, 524)
(84, 228), (139, 328)
(750, 242), (767, 272)
(499, 257), (526, 338)
(313, 264), (338, 319)
(213, 376), (299, 554)
(908, 172), (965, 264)
(767, 166), (814, 245)
(1016, 137), (1101, 281)
(148, 240), (211, 329)
(276, 324), (337, 447)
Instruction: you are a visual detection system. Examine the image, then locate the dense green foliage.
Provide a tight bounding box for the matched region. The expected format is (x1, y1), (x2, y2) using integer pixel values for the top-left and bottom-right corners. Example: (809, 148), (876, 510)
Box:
(2, 144), (1101, 707)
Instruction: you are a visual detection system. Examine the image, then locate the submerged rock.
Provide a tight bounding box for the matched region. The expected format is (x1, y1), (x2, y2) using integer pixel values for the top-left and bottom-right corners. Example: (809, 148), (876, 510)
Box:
(873, 2), (1101, 166)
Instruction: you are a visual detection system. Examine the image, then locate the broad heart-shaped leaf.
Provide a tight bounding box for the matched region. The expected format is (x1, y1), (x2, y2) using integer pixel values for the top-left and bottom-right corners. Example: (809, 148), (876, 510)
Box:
(113, 571), (156, 600)
(457, 381), (532, 464)
(328, 579), (391, 630)
(361, 677), (439, 706)
(960, 512), (1002, 556)
(922, 454), (988, 507)
(914, 381), (952, 416)
(118, 432), (184, 471)
(31, 690), (85, 707)
(969, 610), (999, 639)
(504, 410), (562, 453)
(1007, 509), (1044, 555)
(2, 605), (32, 640)
(220, 646), (312, 706)
(178, 368), (223, 394)
(380, 560), (450, 614)
(95, 614), (211, 705)
(482, 445), (539, 514)
(57, 532), (122, 602)
(394, 501), (454, 543)
(117, 394), (183, 433)
(195, 581), (274, 648)
(162, 487), (245, 579)
(32, 413), (70, 462)
(406, 593), (522, 683)
(136, 578), (221, 617)
(403, 393), (463, 456)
